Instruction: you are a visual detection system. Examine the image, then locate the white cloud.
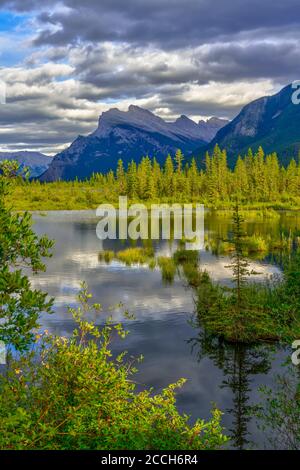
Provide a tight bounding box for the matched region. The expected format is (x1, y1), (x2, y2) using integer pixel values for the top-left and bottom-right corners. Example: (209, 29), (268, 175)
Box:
(0, 1), (297, 153)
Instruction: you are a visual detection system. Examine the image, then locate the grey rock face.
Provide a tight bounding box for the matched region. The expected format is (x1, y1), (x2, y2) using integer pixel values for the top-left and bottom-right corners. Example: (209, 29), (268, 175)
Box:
(196, 84), (300, 167)
(198, 117), (230, 141)
(41, 106), (228, 181)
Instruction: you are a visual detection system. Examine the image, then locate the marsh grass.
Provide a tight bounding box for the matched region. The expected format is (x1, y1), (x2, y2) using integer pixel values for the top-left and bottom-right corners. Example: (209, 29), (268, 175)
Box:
(98, 250), (115, 264)
(206, 232), (295, 257)
(116, 246), (155, 265)
(243, 235), (268, 254)
(157, 257), (177, 283)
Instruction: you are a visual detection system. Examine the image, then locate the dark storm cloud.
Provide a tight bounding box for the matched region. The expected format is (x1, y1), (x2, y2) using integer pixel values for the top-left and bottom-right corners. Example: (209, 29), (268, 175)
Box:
(0, 104), (95, 148)
(2, 0), (299, 49)
(1, 0), (300, 152)
(70, 40), (300, 97)
(30, 0), (300, 48)
(0, 132), (68, 145)
(193, 42), (300, 83)
(30, 0), (300, 88)
(0, 0), (51, 9)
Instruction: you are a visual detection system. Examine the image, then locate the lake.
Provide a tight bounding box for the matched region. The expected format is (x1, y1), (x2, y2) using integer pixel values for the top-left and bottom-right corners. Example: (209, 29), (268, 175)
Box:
(30, 209), (298, 449)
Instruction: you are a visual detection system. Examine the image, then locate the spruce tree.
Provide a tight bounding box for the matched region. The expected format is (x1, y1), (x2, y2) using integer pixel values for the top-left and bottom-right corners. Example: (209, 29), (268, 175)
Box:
(227, 203), (251, 313)
(0, 161), (53, 351)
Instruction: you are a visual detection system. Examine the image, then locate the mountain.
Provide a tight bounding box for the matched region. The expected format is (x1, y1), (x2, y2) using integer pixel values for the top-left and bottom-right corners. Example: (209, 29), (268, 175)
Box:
(40, 105), (228, 181)
(198, 117), (229, 142)
(197, 84), (300, 166)
(0, 151), (53, 177)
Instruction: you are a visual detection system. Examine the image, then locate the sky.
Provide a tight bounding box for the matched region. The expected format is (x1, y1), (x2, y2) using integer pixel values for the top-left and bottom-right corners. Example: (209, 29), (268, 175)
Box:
(0, 0), (299, 155)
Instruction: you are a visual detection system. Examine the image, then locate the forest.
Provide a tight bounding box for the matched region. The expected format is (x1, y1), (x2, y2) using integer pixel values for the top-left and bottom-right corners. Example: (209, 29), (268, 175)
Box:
(8, 145), (300, 211)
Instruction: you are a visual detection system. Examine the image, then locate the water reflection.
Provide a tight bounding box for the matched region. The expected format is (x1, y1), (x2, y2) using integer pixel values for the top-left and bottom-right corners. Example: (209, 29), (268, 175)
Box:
(29, 209), (296, 448)
(188, 331), (281, 449)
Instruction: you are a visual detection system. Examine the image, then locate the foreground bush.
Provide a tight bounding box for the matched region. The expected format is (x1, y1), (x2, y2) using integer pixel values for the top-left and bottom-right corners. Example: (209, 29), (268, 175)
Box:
(255, 367), (300, 449)
(0, 285), (228, 450)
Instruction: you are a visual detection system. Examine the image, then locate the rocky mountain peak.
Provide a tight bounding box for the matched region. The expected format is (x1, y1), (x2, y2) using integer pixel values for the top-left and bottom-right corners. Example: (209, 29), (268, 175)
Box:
(197, 84), (300, 166)
(197, 116), (230, 142)
(94, 105), (170, 138)
(40, 104), (229, 181)
(93, 105), (229, 142)
(128, 104), (154, 116)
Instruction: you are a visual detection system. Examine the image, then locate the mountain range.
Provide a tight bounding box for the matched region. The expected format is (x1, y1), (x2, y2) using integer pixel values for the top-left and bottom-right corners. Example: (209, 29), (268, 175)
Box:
(2, 84), (299, 181)
(198, 84), (300, 166)
(0, 151), (53, 178)
(40, 106), (228, 181)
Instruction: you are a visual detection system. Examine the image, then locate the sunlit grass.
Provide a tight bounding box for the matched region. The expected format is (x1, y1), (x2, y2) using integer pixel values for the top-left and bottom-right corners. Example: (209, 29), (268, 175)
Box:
(116, 246), (154, 265)
(157, 257), (177, 282)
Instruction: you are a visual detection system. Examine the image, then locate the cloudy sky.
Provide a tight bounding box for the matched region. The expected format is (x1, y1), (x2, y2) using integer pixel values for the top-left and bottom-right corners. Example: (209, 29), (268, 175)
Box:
(0, 0), (299, 154)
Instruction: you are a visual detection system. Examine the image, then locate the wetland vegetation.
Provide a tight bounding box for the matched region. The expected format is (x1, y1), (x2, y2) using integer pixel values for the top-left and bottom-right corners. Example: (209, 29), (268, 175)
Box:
(1, 152), (300, 449)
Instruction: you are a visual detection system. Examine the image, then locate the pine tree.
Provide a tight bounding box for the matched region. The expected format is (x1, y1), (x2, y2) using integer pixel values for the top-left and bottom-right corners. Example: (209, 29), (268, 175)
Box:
(152, 158), (162, 198)
(137, 156), (153, 199)
(116, 159), (127, 195)
(205, 150), (217, 202)
(174, 150), (185, 198)
(234, 156), (248, 199)
(174, 149), (184, 174)
(227, 203), (251, 313)
(188, 158), (199, 198)
(127, 160), (137, 199)
(253, 147), (267, 200)
(164, 154), (174, 198)
(265, 153), (280, 200)
(286, 158), (298, 194)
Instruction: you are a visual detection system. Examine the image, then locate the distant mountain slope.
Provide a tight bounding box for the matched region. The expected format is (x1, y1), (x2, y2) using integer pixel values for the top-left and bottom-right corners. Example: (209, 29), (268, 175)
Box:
(40, 105), (228, 181)
(197, 84), (300, 167)
(0, 151), (53, 177)
(198, 117), (229, 142)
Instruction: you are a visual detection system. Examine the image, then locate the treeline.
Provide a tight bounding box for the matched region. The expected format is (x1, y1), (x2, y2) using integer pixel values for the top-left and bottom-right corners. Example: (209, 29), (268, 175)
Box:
(9, 145), (300, 210)
(89, 145), (300, 202)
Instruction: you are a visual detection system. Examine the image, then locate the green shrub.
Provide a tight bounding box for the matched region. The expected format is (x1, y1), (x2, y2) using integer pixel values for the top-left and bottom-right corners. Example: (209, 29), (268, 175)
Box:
(181, 263), (201, 287)
(255, 368), (300, 449)
(196, 272), (281, 342)
(243, 235), (268, 254)
(173, 249), (199, 265)
(0, 161), (53, 351)
(0, 285), (228, 450)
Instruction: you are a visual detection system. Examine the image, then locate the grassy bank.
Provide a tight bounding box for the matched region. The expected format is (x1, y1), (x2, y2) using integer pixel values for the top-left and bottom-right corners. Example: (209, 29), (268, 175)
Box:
(8, 180), (300, 212)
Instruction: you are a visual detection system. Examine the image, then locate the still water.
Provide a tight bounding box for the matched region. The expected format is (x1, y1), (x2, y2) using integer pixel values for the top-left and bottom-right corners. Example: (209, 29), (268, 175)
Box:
(30, 210), (297, 449)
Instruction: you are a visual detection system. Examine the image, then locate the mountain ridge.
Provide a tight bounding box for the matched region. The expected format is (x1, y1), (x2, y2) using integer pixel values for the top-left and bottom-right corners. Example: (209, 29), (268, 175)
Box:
(0, 151), (53, 178)
(40, 106), (228, 181)
(197, 84), (300, 167)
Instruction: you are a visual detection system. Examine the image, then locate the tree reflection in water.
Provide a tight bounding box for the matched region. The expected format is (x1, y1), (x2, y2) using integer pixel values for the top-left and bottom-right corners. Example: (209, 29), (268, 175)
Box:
(189, 331), (275, 449)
